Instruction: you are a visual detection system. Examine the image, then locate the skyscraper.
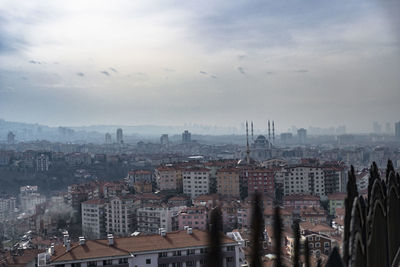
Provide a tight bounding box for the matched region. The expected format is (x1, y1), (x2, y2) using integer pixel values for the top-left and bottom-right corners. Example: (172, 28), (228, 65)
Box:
(7, 131), (15, 144)
(182, 130), (191, 143)
(160, 134), (169, 147)
(395, 121), (400, 141)
(116, 128), (123, 144)
(297, 128), (307, 144)
(105, 133), (112, 144)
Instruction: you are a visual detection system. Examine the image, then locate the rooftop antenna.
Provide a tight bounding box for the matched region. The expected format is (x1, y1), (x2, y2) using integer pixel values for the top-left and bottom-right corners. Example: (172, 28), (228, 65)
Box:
(246, 121), (250, 164)
(251, 121), (254, 142)
(268, 120), (271, 141)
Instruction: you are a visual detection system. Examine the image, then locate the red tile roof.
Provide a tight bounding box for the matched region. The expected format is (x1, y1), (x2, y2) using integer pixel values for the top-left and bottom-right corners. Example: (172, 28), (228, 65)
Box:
(50, 230), (236, 263)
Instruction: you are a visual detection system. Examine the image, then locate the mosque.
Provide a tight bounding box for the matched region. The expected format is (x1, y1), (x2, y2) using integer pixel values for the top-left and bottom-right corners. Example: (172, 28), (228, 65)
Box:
(238, 120), (279, 163)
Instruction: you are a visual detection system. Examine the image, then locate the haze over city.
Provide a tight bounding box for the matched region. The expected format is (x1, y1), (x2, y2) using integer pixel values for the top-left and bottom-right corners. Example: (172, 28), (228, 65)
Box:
(1, 0), (399, 133)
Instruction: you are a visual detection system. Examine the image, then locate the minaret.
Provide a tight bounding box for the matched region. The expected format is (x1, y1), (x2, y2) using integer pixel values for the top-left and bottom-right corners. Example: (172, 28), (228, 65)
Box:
(272, 121), (275, 144)
(268, 120), (271, 141)
(251, 121), (254, 142)
(246, 121), (250, 164)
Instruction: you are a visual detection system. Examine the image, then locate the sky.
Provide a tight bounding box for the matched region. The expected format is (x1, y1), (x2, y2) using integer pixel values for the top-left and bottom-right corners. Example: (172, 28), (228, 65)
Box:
(0, 0), (399, 133)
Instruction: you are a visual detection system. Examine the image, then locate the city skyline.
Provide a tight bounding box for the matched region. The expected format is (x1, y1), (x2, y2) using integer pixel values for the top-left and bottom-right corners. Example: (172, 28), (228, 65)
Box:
(0, 0), (399, 132)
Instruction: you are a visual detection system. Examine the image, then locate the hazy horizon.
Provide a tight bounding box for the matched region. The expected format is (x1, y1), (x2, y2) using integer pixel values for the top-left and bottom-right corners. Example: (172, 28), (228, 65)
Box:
(1, 0), (399, 133)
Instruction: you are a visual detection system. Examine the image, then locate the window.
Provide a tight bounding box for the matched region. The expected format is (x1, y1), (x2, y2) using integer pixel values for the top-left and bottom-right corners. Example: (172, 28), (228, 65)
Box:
(146, 259), (151, 264)
(159, 252), (168, 257)
(71, 264), (81, 267)
(308, 236), (313, 241)
(103, 260), (113, 265)
(315, 236), (320, 241)
(324, 242), (330, 247)
(226, 257), (234, 262)
(227, 246), (235, 251)
(119, 258), (128, 264)
(315, 242), (321, 248)
(87, 262), (97, 267)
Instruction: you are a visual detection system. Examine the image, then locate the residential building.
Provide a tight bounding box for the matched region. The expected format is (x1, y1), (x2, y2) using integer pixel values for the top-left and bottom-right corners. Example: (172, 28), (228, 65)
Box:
(36, 154), (50, 172)
(216, 168), (240, 198)
(182, 168), (210, 199)
(0, 196), (16, 221)
(247, 168), (275, 197)
(137, 204), (185, 233)
(155, 166), (180, 191)
(283, 165), (326, 197)
(81, 198), (106, 239)
(297, 128), (307, 144)
(105, 196), (138, 236)
(127, 170), (153, 186)
(38, 229), (240, 267)
(19, 186), (46, 215)
(178, 206), (208, 231)
(283, 194), (320, 209)
(327, 193), (346, 215)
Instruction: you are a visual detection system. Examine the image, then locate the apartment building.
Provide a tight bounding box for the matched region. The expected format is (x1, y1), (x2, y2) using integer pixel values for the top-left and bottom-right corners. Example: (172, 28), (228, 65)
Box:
(247, 168), (275, 197)
(216, 168), (240, 198)
(38, 229), (240, 267)
(182, 168), (211, 199)
(106, 196), (138, 236)
(81, 198), (106, 239)
(136, 204), (185, 233)
(177, 206), (208, 231)
(155, 166), (180, 191)
(283, 165), (326, 197)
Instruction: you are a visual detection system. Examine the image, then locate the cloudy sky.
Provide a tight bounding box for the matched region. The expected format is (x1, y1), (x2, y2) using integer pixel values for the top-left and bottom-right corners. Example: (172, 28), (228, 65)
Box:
(0, 0), (399, 133)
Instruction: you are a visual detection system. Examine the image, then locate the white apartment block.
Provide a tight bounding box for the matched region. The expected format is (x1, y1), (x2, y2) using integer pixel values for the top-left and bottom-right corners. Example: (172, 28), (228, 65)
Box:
(283, 166), (326, 197)
(183, 168), (210, 199)
(81, 199), (106, 239)
(20, 193), (46, 215)
(36, 154), (50, 172)
(106, 196), (138, 236)
(136, 204), (185, 234)
(0, 196), (16, 222)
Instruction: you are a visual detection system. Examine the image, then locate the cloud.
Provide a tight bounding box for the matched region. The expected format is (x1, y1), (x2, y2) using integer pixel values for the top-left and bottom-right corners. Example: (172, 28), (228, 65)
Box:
(237, 55), (246, 60)
(100, 71), (110, 76)
(164, 68), (175, 72)
(110, 67), (117, 73)
(237, 66), (246, 75)
(76, 72), (85, 77)
(29, 60), (42, 64)
(200, 71), (208, 75)
(211, 75), (218, 79)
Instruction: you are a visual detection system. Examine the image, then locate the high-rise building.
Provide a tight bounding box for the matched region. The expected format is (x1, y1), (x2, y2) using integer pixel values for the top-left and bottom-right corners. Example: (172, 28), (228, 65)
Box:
(36, 154), (50, 172)
(395, 121), (400, 141)
(160, 134), (169, 147)
(105, 133), (112, 144)
(182, 168), (210, 198)
(182, 130), (191, 143)
(116, 128), (123, 144)
(81, 199), (106, 239)
(7, 131), (15, 144)
(297, 128), (307, 144)
(373, 121), (382, 134)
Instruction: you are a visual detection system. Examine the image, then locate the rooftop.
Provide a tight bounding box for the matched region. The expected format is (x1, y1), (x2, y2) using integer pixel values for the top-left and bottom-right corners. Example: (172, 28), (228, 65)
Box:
(50, 230), (236, 263)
